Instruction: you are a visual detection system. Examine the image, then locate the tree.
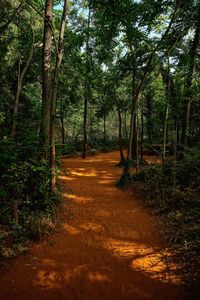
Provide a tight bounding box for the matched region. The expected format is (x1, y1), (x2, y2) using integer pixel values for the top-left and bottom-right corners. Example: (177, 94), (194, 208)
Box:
(82, 1), (92, 158)
(40, 0), (54, 159)
(181, 4), (200, 145)
(50, 0), (68, 190)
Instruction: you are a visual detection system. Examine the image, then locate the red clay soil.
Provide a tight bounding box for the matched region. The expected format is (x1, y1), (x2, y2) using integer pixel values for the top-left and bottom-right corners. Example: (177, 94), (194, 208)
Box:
(0, 151), (187, 300)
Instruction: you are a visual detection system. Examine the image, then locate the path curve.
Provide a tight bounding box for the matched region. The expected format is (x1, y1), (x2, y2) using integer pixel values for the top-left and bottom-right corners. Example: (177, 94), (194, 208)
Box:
(0, 152), (186, 300)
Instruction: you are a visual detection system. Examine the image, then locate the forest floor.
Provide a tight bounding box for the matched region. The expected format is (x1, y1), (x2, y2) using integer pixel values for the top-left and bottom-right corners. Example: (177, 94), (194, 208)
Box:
(0, 151), (188, 300)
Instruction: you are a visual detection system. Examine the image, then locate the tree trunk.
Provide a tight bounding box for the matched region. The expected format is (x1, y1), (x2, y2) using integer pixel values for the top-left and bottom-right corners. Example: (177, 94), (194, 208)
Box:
(89, 106), (93, 144)
(127, 70), (136, 161)
(140, 105), (144, 160)
(172, 117), (178, 188)
(82, 5), (91, 158)
(117, 109), (125, 164)
(40, 0), (54, 159)
(103, 112), (106, 150)
(82, 82), (88, 158)
(60, 106), (65, 145)
(162, 55), (170, 165)
(11, 46), (34, 140)
(173, 117), (178, 158)
(125, 2), (180, 173)
(50, 0), (68, 191)
(131, 112), (138, 161)
(146, 91), (154, 145)
(163, 103), (169, 164)
(181, 5), (200, 145)
(124, 112), (128, 145)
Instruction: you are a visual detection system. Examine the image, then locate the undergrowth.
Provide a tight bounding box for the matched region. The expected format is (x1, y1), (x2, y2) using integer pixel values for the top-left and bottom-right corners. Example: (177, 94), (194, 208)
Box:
(129, 147), (200, 296)
(0, 139), (62, 262)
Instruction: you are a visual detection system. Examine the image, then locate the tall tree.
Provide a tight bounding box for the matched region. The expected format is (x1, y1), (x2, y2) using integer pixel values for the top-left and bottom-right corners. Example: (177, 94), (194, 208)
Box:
(50, 0), (68, 190)
(181, 4), (200, 145)
(82, 1), (91, 158)
(40, 0), (54, 159)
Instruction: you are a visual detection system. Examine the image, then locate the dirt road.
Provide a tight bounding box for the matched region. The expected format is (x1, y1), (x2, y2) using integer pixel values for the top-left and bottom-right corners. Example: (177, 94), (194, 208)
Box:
(0, 152), (187, 300)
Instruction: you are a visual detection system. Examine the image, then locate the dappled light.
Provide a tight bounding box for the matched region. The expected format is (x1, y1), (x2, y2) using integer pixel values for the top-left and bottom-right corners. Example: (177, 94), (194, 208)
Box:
(0, 152), (186, 300)
(63, 193), (94, 204)
(79, 222), (104, 232)
(0, 0), (199, 298)
(63, 224), (80, 235)
(68, 169), (98, 177)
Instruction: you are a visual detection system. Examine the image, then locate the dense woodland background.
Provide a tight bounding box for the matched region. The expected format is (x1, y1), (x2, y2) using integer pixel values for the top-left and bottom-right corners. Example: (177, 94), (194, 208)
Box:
(0, 0), (200, 296)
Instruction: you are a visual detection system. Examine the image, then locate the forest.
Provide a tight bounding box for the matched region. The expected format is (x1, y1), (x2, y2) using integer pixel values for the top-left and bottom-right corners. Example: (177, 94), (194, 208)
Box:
(0, 0), (200, 299)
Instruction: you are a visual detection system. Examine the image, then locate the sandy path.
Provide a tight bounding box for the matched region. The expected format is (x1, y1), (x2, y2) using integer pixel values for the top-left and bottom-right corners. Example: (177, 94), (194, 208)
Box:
(0, 151), (187, 300)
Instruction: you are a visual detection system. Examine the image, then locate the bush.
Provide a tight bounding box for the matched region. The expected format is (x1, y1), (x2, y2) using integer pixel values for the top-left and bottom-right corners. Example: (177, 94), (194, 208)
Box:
(0, 157), (60, 260)
(1, 160), (51, 219)
(139, 147), (200, 294)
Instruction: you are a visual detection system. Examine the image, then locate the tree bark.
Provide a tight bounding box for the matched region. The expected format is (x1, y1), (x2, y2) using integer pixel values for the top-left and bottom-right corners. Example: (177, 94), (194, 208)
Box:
(117, 109), (125, 164)
(162, 55), (170, 164)
(50, 0), (68, 190)
(140, 105), (144, 160)
(40, 0), (54, 159)
(127, 70), (136, 160)
(146, 91), (154, 145)
(124, 112), (128, 145)
(103, 112), (106, 150)
(131, 112), (138, 161)
(60, 106), (65, 145)
(82, 81), (89, 158)
(82, 5), (91, 158)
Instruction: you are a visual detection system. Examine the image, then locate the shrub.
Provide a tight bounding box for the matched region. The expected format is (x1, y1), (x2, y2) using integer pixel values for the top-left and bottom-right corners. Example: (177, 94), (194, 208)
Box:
(138, 147), (200, 293)
(0, 158), (60, 258)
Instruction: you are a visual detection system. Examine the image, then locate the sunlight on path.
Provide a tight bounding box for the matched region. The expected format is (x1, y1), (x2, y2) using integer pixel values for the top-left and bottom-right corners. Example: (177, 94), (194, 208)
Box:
(0, 152), (186, 300)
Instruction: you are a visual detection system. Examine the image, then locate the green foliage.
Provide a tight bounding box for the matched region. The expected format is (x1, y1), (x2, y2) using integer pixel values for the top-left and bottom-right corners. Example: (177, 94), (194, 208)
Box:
(0, 4), (200, 298)
(0, 155), (60, 260)
(139, 147), (200, 292)
(0, 160), (54, 223)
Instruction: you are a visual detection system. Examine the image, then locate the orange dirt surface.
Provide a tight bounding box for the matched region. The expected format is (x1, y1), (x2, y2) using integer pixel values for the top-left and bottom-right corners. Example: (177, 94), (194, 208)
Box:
(0, 151), (187, 300)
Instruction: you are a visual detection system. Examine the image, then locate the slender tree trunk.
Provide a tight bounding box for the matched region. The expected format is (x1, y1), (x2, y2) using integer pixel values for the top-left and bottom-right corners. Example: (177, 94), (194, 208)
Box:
(146, 91), (154, 145)
(140, 105), (144, 160)
(181, 5), (200, 145)
(173, 117), (178, 158)
(162, 55), (170, 165)
(50, 0), (68, 190)
(124, 2), (180, 176)
(60, 106), (65, 145)
(124, 112), (128, 145)
(127, 71), (136, 160)
(172, 117), (178, 188)
(40, 0), (54, 159)
(103, 112), (106, 150)
(82, 6), (91, 158)
(82, 82), (89, 158)
(11, 46), (34, 139)
(163, 103), (169, 164)
(89, 106), (93, 144)
(177, 120), (180, 145)
(117, 109), (125, 164)
(131, 112), (138, 161)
